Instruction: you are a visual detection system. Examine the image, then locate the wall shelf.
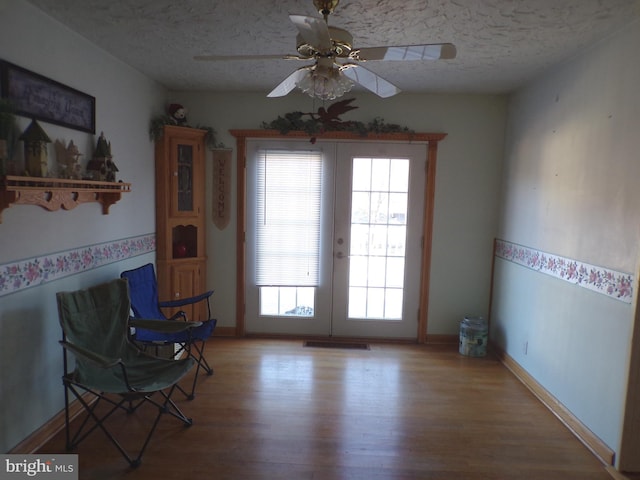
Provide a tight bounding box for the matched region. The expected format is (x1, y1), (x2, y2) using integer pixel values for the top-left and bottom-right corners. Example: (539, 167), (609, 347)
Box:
(0, 175), (131, 222)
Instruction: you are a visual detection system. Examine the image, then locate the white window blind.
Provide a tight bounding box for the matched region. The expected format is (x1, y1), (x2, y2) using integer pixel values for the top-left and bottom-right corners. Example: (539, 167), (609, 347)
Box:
(256, 149), (322, 286)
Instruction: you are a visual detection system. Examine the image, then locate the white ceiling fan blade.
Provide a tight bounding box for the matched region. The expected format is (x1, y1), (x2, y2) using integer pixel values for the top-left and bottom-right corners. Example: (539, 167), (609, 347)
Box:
(355, 43), (457, 61)
(341, 65), (400, 98)
(289, 14), (332, 51)
(267, 67), (312, 97)
(194, 54), (306, 61)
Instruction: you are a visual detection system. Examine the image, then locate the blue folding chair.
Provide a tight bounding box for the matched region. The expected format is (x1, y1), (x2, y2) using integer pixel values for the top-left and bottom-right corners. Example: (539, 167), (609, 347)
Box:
(121, 263), (216, 399)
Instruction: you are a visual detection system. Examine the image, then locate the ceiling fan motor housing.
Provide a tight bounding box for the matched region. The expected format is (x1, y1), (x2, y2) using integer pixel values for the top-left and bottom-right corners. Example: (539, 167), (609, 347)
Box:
(296, 26), (353, 58)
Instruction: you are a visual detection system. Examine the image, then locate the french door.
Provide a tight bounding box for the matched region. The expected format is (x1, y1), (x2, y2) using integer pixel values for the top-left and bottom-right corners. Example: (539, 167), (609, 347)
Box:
(245, 139), (427, 339)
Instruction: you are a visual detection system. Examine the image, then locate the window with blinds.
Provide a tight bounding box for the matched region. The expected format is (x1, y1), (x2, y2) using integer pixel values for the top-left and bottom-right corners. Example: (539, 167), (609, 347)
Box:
(255, 149), (323, 287)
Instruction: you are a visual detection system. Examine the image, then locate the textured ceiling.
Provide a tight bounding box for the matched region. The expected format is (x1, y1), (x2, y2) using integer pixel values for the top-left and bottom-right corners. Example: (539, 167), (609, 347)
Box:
(25, 0), (640, 95)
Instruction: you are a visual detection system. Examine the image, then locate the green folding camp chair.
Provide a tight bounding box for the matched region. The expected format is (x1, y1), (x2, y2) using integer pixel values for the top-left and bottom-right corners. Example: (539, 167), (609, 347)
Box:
(57, 278), (197, 468)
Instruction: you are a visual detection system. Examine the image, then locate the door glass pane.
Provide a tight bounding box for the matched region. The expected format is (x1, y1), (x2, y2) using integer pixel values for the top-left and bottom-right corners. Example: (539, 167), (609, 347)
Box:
(350, 224), (369, 256)
(389, 160), (409, 191)
(352, 158), (371, 190)
(389, 193), (408, 223)
(370, 192), (389, 223)
(386, 257), (405, 288)
(348, 287), (367, 318)
(177, 144), (193, 211)
(366, 287), (385, 317)
(349, 256), (368, 286)
(260, 287), (315, 317)
(348, 157), (410, 320)
(388, 225), (406, 257)
(370, 158), (390, 190)
(351, 192), (370, 223)
(367, 257), (386, 287)
(385, 289), (404, 318)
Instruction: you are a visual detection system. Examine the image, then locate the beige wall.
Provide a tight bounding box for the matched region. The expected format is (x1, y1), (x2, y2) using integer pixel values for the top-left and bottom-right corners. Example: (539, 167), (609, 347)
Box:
(170, 91), (508, 336)
(491, 19), (640, 465)
(0, 0), (165, 451)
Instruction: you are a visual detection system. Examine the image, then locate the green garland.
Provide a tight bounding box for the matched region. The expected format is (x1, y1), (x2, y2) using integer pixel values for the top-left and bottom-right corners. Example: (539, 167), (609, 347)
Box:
(149, 115), (224, 150)
(261, 111), (413, 138)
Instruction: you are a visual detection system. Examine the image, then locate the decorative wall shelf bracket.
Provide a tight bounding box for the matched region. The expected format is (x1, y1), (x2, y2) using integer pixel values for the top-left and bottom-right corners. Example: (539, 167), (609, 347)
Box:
(0, 175), (131, 222)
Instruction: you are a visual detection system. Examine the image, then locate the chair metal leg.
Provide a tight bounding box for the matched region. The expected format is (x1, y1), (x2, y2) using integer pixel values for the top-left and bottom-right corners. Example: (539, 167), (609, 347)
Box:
(182, 339), (214, 400)
(63, 379), (72, 452)
(128, 389), (192, 468)
(63, 381), (191, 468)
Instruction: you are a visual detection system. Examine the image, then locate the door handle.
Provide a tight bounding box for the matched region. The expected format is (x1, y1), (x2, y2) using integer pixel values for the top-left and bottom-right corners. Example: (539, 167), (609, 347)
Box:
(336, 252), (349, 259)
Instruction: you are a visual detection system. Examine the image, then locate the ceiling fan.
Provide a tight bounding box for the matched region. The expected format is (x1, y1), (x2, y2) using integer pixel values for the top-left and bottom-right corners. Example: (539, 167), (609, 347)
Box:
(194, 0), (457, 100)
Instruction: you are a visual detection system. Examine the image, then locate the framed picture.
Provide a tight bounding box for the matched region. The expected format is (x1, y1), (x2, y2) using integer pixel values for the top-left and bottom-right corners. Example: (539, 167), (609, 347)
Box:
(0, 60), (95, 133)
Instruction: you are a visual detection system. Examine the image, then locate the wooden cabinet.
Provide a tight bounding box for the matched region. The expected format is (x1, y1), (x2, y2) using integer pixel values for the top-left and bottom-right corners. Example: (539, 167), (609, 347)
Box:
(155, 125), (207, 321)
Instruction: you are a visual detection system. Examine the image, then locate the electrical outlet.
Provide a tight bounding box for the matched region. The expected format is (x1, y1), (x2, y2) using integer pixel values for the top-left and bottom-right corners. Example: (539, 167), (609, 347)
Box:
(523, 341), (528, 355)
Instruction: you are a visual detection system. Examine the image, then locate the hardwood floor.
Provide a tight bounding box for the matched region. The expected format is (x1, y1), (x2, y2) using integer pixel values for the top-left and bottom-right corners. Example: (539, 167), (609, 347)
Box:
(38, 338), (613, 479)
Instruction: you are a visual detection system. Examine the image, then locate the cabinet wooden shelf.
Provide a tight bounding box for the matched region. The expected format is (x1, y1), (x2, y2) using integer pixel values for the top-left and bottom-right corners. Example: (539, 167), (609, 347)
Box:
(0, 175), (131, 222)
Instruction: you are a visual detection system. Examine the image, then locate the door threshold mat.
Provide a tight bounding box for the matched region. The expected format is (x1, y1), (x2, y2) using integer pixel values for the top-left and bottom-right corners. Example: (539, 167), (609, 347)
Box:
(304, 340), (370, 350)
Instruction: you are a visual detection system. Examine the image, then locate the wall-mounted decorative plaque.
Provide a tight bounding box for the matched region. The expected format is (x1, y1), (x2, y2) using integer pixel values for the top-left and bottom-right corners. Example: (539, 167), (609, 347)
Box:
(1, 60), (95, 134)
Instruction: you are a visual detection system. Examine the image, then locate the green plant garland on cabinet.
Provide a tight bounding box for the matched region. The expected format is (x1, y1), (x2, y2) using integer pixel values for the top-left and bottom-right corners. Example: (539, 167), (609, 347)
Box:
(149, 115), (224, 150)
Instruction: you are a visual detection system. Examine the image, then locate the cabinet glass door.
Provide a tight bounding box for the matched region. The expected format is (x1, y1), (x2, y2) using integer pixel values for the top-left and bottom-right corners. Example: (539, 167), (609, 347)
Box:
(176, 144), (194, 212)
(170, 137), (199, 217)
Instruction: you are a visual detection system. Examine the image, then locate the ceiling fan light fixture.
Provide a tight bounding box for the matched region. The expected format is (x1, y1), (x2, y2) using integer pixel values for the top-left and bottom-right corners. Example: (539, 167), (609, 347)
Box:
(296, 65), (353, 100)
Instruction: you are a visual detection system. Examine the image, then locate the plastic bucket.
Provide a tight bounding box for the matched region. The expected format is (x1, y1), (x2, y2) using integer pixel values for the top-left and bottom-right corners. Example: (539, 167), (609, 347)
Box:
(459, 316), (488, 357)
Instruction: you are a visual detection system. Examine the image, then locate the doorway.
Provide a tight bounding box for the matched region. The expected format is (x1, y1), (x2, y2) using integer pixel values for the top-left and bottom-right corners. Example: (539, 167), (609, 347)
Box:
(244, 139), (427, 339)
(231, 129), (446, 343)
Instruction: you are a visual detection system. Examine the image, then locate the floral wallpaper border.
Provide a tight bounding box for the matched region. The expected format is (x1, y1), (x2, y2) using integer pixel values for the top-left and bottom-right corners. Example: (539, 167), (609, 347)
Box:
(495, 239), (634, 303)
(0, 234), (155, 298)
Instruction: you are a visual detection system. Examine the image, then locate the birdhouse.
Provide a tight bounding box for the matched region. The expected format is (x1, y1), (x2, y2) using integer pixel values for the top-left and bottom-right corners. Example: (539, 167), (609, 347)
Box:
(19, 119), (51, 177)
(86, 131), (118, 181)
(54, 139), (83, 179)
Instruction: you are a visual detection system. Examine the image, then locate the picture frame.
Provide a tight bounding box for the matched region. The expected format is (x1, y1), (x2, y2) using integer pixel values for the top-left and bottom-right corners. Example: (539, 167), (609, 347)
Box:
(0, 60), (95, 134)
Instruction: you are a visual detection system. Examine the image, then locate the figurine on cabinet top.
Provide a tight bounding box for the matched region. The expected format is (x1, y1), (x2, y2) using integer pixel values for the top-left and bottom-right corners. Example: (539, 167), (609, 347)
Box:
(168, 103), (187, 126)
